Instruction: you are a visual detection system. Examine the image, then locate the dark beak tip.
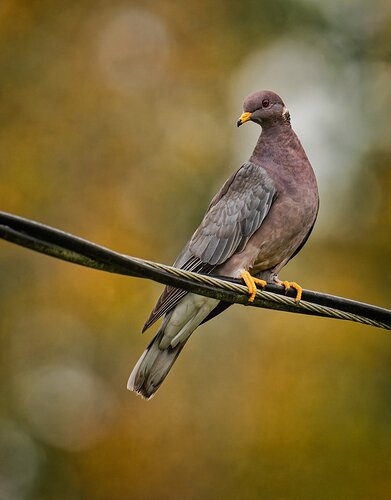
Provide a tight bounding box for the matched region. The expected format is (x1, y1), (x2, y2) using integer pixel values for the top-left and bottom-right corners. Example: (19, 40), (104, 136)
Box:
(236, 120), (242, 128)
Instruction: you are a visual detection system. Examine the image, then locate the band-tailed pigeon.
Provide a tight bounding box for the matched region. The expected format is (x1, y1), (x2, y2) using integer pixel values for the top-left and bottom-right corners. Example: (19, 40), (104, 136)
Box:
(128, 90), (319, 399)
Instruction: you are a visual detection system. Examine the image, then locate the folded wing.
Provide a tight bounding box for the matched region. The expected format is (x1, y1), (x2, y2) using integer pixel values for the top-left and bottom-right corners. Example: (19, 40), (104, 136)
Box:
(142, 162), (276, 331)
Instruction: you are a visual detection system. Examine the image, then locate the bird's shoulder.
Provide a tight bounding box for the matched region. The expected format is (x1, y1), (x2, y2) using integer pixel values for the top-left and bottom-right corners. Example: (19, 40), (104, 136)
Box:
(206, 161), (276, 211)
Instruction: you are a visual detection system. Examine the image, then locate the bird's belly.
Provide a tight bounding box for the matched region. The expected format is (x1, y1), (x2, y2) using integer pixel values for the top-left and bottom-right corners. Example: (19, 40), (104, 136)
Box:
(250, 197), (317, 273)
(251, 233), (301, 272)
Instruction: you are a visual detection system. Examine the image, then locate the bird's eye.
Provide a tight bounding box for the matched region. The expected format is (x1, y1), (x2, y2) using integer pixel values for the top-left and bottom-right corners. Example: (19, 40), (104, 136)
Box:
(262, 99), (270, 108)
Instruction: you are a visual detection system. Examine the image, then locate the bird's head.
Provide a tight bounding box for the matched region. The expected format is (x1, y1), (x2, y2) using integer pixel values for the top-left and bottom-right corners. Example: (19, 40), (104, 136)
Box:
(237, 90), (290, 128)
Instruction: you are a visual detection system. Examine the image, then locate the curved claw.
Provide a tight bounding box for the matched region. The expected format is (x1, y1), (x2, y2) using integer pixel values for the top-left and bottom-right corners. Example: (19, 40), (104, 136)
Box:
(240, 271), (267, 302)
(276, 280), (303, 302)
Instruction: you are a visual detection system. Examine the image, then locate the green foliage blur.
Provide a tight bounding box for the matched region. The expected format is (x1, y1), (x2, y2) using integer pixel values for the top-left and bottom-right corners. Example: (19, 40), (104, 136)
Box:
(0, 1), (390, 499)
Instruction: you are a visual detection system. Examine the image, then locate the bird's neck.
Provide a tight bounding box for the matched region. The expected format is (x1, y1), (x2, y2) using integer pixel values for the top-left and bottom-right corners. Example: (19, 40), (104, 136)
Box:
(250, 122), (298, 163)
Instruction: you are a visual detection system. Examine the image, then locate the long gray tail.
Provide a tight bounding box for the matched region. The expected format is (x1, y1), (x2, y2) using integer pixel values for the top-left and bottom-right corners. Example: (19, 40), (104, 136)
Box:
(128, 293), (219, 399)
(127, 327), (187, 399)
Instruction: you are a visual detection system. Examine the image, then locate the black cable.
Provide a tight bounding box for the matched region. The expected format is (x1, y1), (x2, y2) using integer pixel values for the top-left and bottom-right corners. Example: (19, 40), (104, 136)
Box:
(0, 211), (389, 329)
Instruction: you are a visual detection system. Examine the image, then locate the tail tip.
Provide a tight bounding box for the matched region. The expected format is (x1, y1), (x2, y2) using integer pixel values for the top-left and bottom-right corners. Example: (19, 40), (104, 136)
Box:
(127, 359), (158, 400)
(127, 375), (156, 400)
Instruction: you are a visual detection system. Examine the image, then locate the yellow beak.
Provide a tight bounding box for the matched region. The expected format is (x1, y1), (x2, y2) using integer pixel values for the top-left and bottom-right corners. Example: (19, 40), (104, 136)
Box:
(237, 111), (252, 127)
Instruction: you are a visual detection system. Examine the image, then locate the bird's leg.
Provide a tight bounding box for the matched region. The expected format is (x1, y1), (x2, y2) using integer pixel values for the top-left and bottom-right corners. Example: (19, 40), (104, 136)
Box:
(274, 279), (303, 302)
(240, 271), (267, 303)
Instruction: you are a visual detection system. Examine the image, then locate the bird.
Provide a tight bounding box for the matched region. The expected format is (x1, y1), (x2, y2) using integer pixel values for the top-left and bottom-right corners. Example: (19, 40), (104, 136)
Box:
(128, 90), (319, 399)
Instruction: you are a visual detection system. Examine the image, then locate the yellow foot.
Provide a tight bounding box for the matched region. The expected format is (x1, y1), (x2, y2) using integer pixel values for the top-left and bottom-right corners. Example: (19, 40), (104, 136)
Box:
(240, 271), (267, 303)
(275, 280), (303, 302)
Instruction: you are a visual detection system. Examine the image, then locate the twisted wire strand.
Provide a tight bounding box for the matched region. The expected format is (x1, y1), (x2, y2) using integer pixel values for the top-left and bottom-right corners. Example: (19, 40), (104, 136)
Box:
(136, 259), (389, 330)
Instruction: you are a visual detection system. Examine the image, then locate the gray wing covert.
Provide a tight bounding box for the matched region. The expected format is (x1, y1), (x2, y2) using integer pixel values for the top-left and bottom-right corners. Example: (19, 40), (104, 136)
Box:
(142, 162), (276, 331)
(188, 162), (276, 265)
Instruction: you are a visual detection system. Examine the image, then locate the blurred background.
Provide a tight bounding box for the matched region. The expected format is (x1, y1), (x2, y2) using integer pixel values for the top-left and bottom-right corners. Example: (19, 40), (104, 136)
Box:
(0, 0), (390, 498)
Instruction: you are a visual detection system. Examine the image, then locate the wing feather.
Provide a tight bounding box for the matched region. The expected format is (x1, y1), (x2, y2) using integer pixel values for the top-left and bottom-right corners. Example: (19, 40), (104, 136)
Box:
(143, 162), (276, 331)
(188, 163), (275, 265)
